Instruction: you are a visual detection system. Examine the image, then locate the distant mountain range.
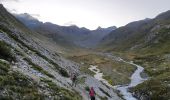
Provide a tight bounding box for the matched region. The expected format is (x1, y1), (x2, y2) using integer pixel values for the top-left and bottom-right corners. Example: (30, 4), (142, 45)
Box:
(14, 13), (117, 48)
(14, 11), (170, 54)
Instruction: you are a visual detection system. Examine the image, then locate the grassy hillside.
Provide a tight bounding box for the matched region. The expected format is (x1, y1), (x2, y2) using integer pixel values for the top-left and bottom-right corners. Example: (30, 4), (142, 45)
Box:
(99, 10), (170, 100)
(100, 11), (170, 53)
(69, 53), (136, 85)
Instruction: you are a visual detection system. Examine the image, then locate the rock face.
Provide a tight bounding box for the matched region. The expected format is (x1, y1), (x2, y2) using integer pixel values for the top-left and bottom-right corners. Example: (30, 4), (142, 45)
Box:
(0, 4), (121, 100)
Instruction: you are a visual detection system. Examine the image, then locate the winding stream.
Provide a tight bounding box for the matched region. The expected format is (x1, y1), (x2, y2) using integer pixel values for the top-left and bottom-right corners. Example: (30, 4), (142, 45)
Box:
(116, 61), (147, 100)
(89, 65), (115, 89)
(89, 54), (147, 100)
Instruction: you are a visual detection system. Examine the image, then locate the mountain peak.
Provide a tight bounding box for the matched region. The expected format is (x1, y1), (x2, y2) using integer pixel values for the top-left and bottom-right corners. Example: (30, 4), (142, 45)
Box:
(96, 26), (102, 30)
(96, 26), (116, 31)
(14, 13), (38, 21)
(0, 3), (3, 7)
(0, 4), (7, 11)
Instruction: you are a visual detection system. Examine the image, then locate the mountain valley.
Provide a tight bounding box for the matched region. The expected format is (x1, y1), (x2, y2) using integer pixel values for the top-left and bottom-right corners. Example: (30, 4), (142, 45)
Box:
(0, 3), (170, 100)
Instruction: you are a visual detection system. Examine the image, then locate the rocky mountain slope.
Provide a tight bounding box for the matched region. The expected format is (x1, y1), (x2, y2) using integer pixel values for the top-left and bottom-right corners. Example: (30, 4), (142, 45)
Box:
(0, 4), (122, 100)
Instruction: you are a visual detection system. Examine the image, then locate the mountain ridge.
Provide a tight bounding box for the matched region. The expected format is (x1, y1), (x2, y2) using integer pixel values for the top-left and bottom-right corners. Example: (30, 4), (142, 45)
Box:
(100, 10), (170, 53)
(14, 13), (117, 48)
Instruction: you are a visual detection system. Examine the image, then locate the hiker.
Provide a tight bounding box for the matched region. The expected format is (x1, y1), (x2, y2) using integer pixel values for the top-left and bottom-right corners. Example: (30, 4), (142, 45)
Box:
(89, 87), (95, 100)
(71, 73), (77, 87)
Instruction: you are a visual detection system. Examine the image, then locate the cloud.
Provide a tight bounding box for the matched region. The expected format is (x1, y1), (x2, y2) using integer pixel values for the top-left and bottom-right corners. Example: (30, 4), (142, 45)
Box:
(0, 0), (19, 2)
(30, 14), (41, 18)
(0, 0), (19, 3)
(9, 9), (18, 13)
(63, 21), (76, 26)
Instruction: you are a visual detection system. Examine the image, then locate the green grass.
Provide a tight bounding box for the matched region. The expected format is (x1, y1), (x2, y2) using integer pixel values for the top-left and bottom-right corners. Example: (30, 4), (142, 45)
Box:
(41, 78), (82, 100)
(47, 58), (69, 77)
(131, 78), (170, 100)
(134, 55), (169, 76)
(23, 57), (55, 78)
(98, 60), (135, 85)
(77, 76), (86, 84)
(0, 41), (15, 62)
(70, 53), (136, 85)
(32, 51), (69, 77)
(100, 96), (108, 100)
(0, 61), (44, 100)
(0, 60), (10, 75)
(0, 25), (31, 50)
(132, 53), (170, 100)
(80, 65), (95, 76)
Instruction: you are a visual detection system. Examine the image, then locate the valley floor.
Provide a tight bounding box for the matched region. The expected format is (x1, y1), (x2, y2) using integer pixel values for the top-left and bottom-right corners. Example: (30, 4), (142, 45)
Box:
(67, 51), (146, 100)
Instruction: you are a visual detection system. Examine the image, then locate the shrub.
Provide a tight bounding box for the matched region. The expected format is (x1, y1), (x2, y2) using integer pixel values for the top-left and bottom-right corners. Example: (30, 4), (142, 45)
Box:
(58, 68), (69, 77)
(0, 41), (14, 61)
(0, 60), (10, 76)
(42, 56), (69, 78)
(85, 86), (90, 91)
(42, 79), (82, 100)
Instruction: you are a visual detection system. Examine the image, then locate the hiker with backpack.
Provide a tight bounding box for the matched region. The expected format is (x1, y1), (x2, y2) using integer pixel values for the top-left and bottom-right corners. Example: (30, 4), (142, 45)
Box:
(89, 87), (95, 100)
(71, 72), (77, 87)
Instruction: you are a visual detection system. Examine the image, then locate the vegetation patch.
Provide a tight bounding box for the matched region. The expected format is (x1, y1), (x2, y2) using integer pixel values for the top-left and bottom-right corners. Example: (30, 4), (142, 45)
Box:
(84, 86), (90, 91)
(70, 54), (109, 65)
(0, 41), (15, 62)
(70, 53), (135, 85)
(58, 67), (69, 77)
(77, 76), (86, 84)
(100, 96), (108, 100)
(132, 53), (170, 100)
(46, 57), (69, 77)
(0, 61), (44, 100)
(41, 78), (82, 100)
(99, 61), (133, 85)
(80, 65), (95, 76)
(131, 78), (170, 100)
(99, 87), (111, 97)
(23, 57), (55, 78)
(0, 60), (10, 75)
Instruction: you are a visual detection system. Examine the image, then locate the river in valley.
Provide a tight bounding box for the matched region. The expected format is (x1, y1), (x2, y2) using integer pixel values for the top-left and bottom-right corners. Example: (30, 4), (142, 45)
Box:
(89, 54), (147, 100)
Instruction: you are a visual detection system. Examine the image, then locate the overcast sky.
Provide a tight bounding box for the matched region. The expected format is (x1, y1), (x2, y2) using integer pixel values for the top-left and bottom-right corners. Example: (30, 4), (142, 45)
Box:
(1, 0), (170, 29)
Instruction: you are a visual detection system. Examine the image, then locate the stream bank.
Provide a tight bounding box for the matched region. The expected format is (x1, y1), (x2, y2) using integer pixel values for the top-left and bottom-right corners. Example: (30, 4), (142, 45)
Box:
(88, 54), (148, 100)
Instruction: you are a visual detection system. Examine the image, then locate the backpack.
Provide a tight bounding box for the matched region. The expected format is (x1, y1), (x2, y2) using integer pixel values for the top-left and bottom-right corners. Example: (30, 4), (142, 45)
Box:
(89, 89), (95, 97)
(73, 74), (76, 80)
